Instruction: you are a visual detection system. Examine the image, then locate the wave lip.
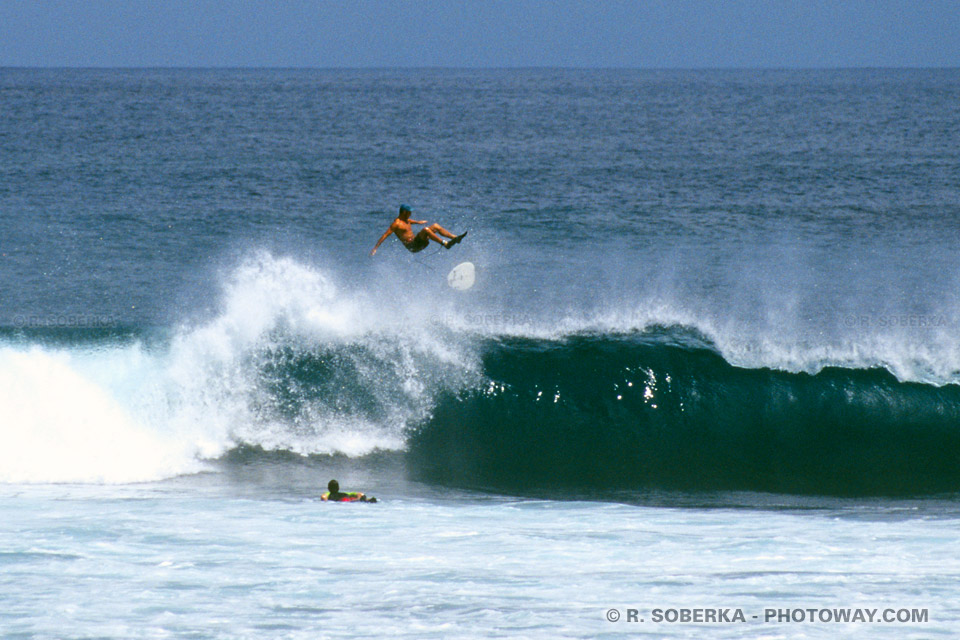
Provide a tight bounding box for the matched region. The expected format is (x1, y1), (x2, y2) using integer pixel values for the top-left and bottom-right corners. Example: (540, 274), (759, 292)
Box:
(408, 333), (960, 496)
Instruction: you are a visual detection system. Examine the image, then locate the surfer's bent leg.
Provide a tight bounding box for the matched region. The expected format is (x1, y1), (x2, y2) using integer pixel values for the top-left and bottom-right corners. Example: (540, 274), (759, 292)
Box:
(421, 227), (449, 245)
(427, 223), (457, 240)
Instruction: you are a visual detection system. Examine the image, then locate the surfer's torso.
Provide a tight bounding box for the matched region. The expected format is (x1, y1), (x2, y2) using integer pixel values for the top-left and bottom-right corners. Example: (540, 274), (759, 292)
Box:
(390, 218), (430, 252)
(390, 217), (417, 244)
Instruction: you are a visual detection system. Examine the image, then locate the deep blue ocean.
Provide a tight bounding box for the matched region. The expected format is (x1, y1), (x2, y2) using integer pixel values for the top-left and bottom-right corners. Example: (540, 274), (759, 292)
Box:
(2, 68), (960, 638)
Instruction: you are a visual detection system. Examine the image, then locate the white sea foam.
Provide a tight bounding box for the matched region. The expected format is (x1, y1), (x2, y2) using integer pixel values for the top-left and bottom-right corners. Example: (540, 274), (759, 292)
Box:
(0, 252), (475, 484)
(160, 252), (470, 459)
(0, 346), (202, 484)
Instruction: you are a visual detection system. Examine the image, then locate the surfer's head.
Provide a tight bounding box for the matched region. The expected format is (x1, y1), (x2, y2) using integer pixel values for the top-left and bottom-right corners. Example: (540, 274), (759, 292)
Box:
(327, 479), (339, 494)
(398, 204), (411, 220)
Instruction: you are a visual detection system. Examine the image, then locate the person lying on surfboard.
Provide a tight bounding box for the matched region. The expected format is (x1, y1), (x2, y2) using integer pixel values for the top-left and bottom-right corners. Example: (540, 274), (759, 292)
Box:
(321, 479), (377, 503)
(370, 204), (467, 256)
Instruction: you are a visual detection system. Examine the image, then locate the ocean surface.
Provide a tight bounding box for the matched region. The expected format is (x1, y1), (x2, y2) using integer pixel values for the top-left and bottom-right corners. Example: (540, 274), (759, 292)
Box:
(1, 68), (959, 638)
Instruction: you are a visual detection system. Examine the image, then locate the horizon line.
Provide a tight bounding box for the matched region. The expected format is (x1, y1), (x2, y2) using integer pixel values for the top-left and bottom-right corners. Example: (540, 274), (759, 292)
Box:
(2, 64), (958, 71)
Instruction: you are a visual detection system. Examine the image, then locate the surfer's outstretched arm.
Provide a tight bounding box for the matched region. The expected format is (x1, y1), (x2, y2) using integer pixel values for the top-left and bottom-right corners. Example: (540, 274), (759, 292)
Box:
(370, 226), (393, 256)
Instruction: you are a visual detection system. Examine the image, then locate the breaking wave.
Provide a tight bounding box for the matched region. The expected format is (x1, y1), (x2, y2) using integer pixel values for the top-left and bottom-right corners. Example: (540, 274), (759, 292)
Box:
(2, 252), (959, 495)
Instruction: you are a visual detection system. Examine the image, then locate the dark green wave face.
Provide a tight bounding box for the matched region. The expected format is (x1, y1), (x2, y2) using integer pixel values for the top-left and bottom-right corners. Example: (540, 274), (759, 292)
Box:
(408, 334), (960, 496)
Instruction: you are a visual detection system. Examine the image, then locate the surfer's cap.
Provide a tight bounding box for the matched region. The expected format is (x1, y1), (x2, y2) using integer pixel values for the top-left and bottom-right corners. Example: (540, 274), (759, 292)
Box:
(399, 204), (412, 214)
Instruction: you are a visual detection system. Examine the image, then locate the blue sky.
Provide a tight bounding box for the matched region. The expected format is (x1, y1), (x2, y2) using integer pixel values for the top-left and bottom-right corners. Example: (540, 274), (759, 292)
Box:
(1, 0), (958, 68)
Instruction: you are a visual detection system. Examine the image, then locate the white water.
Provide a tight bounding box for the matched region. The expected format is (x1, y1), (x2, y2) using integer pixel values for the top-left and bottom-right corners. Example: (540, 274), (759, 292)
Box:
(0, 347), (199, 484)
(1, 483), (955, 639)
(0, 253), (477, 484)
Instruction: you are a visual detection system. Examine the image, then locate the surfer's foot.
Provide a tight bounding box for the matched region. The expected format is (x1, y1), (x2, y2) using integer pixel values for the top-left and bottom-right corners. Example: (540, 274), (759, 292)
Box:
(445, 232), (467, 249)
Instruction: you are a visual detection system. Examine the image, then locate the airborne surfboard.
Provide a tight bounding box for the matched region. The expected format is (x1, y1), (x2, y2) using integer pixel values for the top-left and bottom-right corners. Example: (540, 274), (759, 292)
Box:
(447, 261), (476, 290)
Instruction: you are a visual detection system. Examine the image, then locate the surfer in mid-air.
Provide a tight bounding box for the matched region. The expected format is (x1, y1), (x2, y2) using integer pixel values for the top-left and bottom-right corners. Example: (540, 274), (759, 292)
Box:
(370, 204), (467, 256)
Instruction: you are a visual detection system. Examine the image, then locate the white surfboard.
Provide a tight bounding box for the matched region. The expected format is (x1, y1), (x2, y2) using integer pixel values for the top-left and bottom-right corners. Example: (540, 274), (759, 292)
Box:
(447, 261), (476, 290)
